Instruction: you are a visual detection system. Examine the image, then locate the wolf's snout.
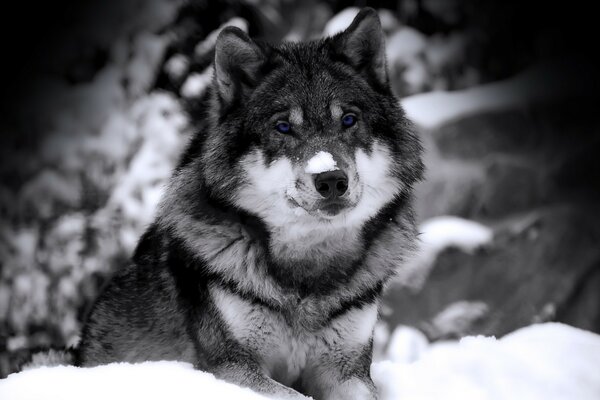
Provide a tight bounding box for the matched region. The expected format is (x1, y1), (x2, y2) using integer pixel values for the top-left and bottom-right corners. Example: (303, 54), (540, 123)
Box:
(314, 170), (348, 199)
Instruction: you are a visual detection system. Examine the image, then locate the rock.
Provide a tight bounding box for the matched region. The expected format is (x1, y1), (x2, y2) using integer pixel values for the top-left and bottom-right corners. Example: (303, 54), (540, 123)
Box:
(557, 263), (600, 332)
(476, 155), (547, 218)
(414, 158), (484, 220)
(432, 109), (539, 160)
(415, 98), (600, 219)
(384, 206), (600, 337)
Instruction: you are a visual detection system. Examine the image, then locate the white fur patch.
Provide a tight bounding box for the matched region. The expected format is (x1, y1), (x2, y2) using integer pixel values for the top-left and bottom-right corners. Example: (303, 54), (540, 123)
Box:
(325, 302), (379, 348)
(305, 152), (337, 174)
(210, 286), (259, 342)
(233, 142), (400, 264)
(210, 286), (313, 386)
(289, 107), (303, 126)
(330, 101), (343, 119)
(344, 141), (400, 226)
(234, 150), (299, 225)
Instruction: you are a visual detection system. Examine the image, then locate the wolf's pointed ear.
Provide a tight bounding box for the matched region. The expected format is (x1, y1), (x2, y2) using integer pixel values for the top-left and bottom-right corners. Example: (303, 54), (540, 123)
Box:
(334, 8), (388, 86)
(214, 27), (266, 105)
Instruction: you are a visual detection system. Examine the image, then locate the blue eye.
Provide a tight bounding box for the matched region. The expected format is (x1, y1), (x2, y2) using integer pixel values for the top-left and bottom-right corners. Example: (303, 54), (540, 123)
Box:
(341, 113), (357, 127)
(275, 121), (291, 134)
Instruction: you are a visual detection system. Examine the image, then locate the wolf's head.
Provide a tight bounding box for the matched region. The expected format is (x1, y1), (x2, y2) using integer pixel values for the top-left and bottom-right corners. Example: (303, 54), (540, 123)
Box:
(198, 8), (422, 238)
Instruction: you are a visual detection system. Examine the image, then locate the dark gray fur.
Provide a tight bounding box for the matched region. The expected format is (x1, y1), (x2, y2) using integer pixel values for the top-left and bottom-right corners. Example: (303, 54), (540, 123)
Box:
(77, 8), (423, 400)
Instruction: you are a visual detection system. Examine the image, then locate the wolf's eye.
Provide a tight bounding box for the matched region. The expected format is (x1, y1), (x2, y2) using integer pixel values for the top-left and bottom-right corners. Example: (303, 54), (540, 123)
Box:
(275, 121), (291, 134)
(341, 113), (357, 128)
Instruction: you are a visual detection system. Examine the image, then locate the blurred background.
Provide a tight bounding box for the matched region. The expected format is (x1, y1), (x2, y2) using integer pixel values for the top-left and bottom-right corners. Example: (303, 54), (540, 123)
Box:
(0, 0), (598, 377)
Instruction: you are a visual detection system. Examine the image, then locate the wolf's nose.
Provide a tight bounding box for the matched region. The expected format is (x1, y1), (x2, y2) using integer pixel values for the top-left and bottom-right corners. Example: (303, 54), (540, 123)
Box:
(314, 170), (348, 199)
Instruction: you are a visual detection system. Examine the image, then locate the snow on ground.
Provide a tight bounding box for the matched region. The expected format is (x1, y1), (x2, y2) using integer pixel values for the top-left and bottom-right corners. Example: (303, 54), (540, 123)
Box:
(373, 323), (600, 400)
(0, 361), (269, 400)
(402, 59), (596, 129)
(1, 323), (598, 400)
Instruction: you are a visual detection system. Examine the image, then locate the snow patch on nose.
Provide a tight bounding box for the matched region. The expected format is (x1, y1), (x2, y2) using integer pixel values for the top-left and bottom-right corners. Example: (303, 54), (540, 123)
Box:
(305, 151), (337, 174)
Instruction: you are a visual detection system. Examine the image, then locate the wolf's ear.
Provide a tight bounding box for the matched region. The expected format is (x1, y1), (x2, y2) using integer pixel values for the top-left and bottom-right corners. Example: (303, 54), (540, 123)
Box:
(334, 8), (388, 86)
(214, 27), (266, 105)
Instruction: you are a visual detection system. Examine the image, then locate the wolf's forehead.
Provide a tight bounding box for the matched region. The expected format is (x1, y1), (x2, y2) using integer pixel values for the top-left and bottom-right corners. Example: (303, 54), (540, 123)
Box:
(273, 61), (348, 104)
(284, 101), (343, 126)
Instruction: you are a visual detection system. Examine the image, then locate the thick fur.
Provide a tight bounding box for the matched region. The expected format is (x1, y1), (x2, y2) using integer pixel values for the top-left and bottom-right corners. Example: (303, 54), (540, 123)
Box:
(77, 9), (423, 400)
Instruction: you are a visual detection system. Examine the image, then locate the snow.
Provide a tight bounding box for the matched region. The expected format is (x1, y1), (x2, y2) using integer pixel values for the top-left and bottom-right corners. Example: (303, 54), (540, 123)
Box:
(401, 60), (596, 129)
(386, 27), (428, 62)
(384, 325), (429, 364)
(181, 67), (214, 98)
(125, 33), (170, 98)
(385, 27), (430, 94)
(373, 323), (600, 400)
(418, 216), (493, 254)
(164, 54), (190, 81)
(0, 361), (269, 400)
(2, 323), (599, 400)
(322, 7), (360, 36)
(305, 151), (337, 174)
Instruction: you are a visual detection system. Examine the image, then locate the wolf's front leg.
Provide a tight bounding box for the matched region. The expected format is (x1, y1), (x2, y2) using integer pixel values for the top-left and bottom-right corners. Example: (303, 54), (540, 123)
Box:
(303, 353), (378, 400)
(303, 303), (379, 400)
(325, 376), (377, 400)
(212, 362), (310, 400)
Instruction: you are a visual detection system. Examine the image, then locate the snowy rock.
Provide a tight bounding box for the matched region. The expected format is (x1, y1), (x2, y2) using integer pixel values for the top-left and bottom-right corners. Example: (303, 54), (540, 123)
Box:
(418, 216), (493, 254)
(19, 171), (81, 219)
(399, 216), (492, 288)
(386, 27), (430, 95)
(425, 301), (489, 340)
(125, 33), (170, 98)
(385, 206), (600, 336)
(386, 27), (428, 63)
(377, 9), (401, 34)
(401, 60), (596, 130)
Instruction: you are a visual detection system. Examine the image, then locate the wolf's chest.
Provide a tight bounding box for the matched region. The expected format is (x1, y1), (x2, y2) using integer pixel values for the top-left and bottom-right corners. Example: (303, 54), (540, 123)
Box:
(210, 285), (319, 384)
(209, 285), (378, 385)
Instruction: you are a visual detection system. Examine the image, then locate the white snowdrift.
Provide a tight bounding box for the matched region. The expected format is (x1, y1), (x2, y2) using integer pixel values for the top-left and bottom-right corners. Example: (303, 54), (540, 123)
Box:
(374, 322), (600, 400)
(0, 361), (269, 400)
(1, 323), (599, 400)
(401, 60), (596, 129)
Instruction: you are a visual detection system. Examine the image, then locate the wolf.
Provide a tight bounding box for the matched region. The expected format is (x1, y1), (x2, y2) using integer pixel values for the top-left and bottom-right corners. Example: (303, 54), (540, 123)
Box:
(76, 8), (423, 400)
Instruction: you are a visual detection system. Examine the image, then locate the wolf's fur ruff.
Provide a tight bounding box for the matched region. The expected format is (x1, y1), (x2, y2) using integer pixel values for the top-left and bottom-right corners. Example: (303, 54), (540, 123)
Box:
(77, 8), (423, 400)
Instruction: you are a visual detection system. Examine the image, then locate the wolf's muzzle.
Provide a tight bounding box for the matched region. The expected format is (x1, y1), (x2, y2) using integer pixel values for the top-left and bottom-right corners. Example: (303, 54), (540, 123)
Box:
(314, 170), (348, 199)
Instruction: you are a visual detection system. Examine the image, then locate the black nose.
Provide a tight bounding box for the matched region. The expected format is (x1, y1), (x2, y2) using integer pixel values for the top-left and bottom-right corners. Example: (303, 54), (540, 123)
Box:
(314, 170), (348, 199)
